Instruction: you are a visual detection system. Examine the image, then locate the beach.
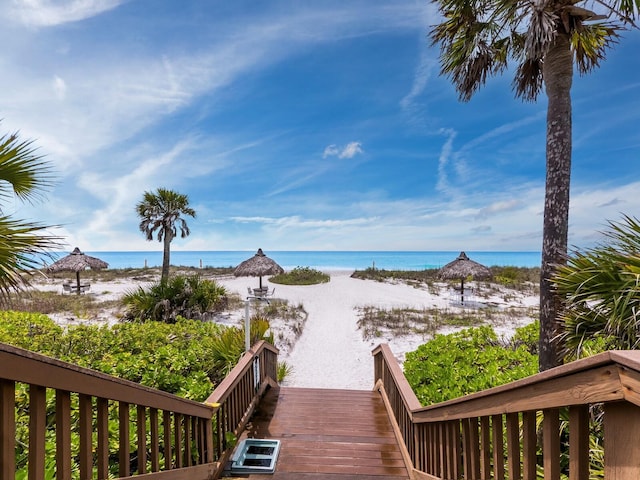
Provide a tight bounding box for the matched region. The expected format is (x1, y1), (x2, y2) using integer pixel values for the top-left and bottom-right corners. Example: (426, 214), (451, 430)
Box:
(34, 269), (538, 391)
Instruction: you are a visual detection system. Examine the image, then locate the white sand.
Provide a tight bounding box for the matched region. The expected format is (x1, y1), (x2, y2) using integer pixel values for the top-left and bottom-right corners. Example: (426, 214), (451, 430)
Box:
(216, 271), (538, 390)
(34, 271), (538, 391)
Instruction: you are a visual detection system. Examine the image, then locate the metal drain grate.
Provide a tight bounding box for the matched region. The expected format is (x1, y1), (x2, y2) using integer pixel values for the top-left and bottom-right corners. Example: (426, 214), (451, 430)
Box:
(230, 439), (281, 475)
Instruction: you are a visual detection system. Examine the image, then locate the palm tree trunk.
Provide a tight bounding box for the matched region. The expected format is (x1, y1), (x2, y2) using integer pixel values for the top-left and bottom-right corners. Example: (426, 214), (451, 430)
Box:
(161, 232), (172, 284)
(539, 32), (573, 371)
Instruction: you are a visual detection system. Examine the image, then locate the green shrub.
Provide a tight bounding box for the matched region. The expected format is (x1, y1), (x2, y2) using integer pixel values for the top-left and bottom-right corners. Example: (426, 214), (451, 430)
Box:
(351, 267), (441, 283)
(403, 324), (539, 405)
(122, 274), (227, 322)
(270, 266), (330, 285)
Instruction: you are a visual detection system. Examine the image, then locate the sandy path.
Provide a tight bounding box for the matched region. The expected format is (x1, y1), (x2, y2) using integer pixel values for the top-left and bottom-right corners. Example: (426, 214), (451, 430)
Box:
(219, 271), (440, 390)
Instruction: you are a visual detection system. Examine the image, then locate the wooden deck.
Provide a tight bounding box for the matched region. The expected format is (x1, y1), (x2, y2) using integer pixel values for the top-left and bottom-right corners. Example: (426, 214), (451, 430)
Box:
(236, 386), (410, 479)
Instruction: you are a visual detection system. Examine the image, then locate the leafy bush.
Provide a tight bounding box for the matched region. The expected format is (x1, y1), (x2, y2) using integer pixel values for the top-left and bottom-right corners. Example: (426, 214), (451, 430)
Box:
(122, 274), (227, 322)
(403, 323), (539, 405)
(270, 266), (330, 285)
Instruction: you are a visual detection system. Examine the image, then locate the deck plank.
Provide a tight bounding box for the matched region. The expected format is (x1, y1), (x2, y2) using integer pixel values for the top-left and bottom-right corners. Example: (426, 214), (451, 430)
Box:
(242, 387), (410, 479)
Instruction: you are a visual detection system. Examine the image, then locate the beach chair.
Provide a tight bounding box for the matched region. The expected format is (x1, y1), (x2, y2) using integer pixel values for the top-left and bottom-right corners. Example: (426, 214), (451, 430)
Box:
(62, 283), (72, 294)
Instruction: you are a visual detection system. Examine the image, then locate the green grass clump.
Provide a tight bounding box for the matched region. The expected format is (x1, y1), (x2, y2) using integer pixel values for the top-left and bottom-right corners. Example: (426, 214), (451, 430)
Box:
(270, 266), (330, 285)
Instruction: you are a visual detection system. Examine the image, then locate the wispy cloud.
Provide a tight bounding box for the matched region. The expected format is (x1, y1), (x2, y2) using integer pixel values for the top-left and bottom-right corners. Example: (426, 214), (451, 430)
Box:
(7, 0), (126, 27)
(436, 128), (457, 193)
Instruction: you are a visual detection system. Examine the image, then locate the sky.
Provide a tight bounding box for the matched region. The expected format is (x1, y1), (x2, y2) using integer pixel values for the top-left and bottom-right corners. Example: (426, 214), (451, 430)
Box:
(0, 0), (638, 254)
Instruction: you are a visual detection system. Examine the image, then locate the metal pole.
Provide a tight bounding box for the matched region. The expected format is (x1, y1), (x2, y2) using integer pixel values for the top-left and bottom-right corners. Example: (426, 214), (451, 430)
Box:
(245, 299), (251, 352)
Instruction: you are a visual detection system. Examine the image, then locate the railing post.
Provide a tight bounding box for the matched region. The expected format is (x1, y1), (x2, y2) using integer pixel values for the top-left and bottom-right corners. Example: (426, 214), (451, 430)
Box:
(605, 401), (640, 480)
(0, 380), (15, 480)
(28, 385), (47, 480)
(56, 390), (72, 480)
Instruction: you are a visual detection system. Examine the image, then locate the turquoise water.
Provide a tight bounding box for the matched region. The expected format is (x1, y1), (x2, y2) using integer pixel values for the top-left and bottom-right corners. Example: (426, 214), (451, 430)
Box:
(54, 250), (542, 270)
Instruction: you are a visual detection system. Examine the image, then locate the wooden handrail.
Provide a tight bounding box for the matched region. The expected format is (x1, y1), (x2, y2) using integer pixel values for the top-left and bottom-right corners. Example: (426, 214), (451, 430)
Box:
(206, 340), (279, 478)
(373, 344), (640, 480)
(0, 340), (279, 480)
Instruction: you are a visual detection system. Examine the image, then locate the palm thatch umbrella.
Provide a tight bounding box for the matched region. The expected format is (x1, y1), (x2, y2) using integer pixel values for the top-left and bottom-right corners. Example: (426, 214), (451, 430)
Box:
(234, 248), (284, 289)
(46, 247), (108, 294)
(438, 251), (491, 304)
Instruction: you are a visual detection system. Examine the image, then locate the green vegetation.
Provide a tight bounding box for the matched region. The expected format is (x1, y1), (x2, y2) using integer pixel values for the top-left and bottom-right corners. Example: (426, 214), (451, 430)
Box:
(357, 306), (488, 340)
(277, 361), (294, 382)
(352, 267), (440, 285)
(0, 310), (269, 392)
(554, 215), (640, 360)
(270, 266), (330, 285)
(0, 310), (273, 478)
(122, 274), (228, 322)
(404, 323), (539, 405)
(352, 266), (540, 294)
(0, 126), (61, 299)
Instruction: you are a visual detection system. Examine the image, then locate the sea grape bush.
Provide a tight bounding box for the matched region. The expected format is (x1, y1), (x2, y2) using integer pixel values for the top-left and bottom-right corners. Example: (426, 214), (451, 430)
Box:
(270, 266), (330, 285)
(403, 323), (539, 405)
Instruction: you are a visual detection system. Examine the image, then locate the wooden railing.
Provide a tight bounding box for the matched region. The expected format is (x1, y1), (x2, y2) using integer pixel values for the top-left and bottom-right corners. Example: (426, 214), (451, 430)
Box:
(206, 340), (279, 477)
(373, 343), (640, 480)
(0, 340), (278, 479)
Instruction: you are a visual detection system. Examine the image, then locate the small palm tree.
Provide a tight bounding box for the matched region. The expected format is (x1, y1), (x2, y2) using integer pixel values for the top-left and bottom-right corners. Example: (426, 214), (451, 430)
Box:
(135, 188), (196, 284)
(0, 128), (60, 299)
(553, 215), (640, 359)
(429, 0), (639, 370)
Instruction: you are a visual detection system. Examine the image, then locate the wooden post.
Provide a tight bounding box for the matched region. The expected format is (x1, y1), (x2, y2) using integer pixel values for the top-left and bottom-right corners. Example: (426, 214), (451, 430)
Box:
(28, 385), (47, 480)
(0, 381), (15, 480)
(605, 402), (640, 479)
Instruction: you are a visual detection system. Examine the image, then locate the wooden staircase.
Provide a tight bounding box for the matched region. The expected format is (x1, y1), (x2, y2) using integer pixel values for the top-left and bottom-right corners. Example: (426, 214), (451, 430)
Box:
(240, 387), (410, 479)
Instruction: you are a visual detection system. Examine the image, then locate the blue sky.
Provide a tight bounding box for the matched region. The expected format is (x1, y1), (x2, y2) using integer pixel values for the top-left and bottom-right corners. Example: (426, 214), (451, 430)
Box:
(1, 1), (638, 253)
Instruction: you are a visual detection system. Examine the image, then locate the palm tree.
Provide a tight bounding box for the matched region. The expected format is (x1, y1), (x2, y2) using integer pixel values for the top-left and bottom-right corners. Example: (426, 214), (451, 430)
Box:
(553, 215), (640, 360)
(429, 0), (638, 370)
(0, 128), (61, 299)
(135, 188), (196, 284)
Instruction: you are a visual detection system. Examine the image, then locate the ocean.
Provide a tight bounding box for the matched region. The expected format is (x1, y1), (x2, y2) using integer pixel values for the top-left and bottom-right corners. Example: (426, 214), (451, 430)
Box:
(56, 250), (542, 271)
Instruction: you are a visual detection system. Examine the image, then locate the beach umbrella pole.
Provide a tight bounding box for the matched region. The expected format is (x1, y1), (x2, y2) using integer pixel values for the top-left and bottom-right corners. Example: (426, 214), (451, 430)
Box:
(461, 278), (465, 304)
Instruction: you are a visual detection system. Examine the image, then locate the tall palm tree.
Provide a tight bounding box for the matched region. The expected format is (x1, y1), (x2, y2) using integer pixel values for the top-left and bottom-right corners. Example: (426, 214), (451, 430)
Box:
(429, 0), (638, 370)
(553, 215), (640, 360)
(136, 188), (196, 284)
(0, 128), (61, 299)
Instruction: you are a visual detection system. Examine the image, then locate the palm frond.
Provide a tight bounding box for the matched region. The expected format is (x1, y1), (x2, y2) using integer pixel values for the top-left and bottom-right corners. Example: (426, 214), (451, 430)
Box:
(0, 131), (55, 205)
(572, 22), (621, 74)
(0, 216), (61, 301)
(553, 216), (640, 358)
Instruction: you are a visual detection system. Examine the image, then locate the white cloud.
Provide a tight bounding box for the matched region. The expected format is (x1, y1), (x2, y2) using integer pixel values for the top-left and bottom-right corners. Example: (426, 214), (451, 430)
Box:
(8, 0), (126, 27)
(339, 141), (363, 159)
(323, 141), (363, 159)
(323, 144), (339, 158)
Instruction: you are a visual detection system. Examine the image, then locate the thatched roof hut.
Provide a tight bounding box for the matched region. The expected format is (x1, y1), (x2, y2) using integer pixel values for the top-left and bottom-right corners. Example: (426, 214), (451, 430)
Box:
(233, 248), (284, 288)
(46, 247), (108, 293)
(438, 251), (491, 303)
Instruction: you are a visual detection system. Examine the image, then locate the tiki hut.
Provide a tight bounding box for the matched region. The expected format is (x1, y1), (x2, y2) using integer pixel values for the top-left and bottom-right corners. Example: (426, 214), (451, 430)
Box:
(46, 247), (108, 294)
(438, 251), (491, 304)
(234, 248), (284, 289)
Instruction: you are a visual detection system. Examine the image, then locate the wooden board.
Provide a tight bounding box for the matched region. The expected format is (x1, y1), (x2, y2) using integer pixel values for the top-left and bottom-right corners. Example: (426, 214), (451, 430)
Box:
(244, 387), (410, 479)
